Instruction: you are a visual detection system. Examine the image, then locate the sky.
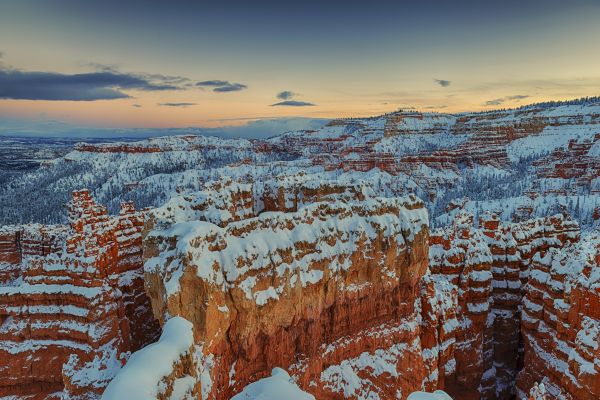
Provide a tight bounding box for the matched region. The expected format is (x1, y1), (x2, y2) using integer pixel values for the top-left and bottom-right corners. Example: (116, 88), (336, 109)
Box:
(1, 0), (600, 137)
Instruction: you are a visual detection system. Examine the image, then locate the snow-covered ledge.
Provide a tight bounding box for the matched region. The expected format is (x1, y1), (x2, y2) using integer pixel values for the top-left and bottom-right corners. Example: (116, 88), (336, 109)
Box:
(407, 390), (453, 400)
(231, 368), (315, 400)
(102, 317), (198, 400)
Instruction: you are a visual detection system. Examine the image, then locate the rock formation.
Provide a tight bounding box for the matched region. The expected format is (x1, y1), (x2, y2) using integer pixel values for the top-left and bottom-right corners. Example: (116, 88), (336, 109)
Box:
(143, 179), (430, 399)
(517, 233), (600, 400)
(0, 190), (160, 399)
(425, 209), (580, 400)
(113, 175), (596, 400)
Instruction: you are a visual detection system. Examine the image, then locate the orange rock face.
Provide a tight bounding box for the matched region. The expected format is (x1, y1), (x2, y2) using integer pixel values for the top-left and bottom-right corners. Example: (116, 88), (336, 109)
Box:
(2, 179), (598, 400)
(143, 180), (432, 399)
(517, 233), (600, 400)
(427, 210), (581, 400)
(0, 190), (160, 399)
(132, 178), (597, 400)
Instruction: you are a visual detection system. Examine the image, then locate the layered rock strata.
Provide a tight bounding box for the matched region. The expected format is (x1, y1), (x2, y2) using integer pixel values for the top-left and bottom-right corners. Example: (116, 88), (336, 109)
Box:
(143, 181), (431, 399)
(0, 190), (160, 399)
(427, 210), (580, 400)
(517, 233), (600, 399)
(137, 178), (596, 400)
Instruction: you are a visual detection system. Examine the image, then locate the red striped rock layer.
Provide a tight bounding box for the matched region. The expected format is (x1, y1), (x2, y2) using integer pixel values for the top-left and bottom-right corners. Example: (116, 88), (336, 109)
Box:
(0, 224), (67, 284)
(143, 185), (431, 399)
(517, 233), (600, 400)
(0, 190), (160, 399)
(301, 105), (600, 177)
(532, 134), (600, 196)
(427, 211), (580, 400)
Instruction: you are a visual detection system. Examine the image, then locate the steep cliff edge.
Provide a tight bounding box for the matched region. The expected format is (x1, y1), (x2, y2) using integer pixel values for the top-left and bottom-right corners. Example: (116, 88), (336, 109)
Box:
(136, 177), (597, 400)
(0, 190), (160, 399)
(143, 179), (431, 399)
(517, 233), (600, 399)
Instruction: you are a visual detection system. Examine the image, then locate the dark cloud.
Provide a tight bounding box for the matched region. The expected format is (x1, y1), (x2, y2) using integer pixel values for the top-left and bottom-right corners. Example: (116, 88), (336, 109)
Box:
(87, 63), (191, 86)
(434, 79), (451, 87)
(483, 94), (530, 106)
(276, 91), (295, 100)
(158, 102), (197, 107)
(197, 80), (230, 87)
(197, 80), (247, 92)
(0, 68), (178, 101)
(271, 100), (315, 107)
(132, 103), (142, 108)
(214, 83), (246, 92)
(145, 73), (190, 86)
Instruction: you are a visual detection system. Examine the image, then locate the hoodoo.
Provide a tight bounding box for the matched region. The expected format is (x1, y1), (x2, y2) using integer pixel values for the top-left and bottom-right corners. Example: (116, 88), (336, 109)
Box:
(0, 191), (160, 398)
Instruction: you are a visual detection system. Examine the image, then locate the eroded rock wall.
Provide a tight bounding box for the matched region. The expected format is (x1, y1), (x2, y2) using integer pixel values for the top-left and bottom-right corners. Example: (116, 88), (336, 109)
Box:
(427, 210), (580, 400)
(0, 190), (160, 399)
(517, 233), (600, 400)
(143, 180), (431, 399)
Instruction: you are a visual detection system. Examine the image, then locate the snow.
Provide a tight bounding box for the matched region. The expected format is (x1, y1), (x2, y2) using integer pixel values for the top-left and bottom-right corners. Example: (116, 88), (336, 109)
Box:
(407, 390), (453, 400)
(102, 317), (194, 400)
(506, 124), (600, 163)
(231, 368), (315, 400)
(576, 316), (599, 350)
(146, 194), (428, 306)
(320, 339), (420, 400)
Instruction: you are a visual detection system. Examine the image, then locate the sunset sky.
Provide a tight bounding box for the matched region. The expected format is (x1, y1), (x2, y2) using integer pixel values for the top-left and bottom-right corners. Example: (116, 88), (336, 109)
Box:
(1, 0), (600, 135)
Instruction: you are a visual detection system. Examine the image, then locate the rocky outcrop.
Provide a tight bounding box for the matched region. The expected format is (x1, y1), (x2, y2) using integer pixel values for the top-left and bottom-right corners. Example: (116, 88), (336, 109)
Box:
(102, 317), (200, 400)
(143, 179), (430, 399)
(533, 134), (600, 196)
(426, 210), (580, 400)
(135, 175), (598, 400)
(517, 233), (600, 400)
(0, 190), (160, 399)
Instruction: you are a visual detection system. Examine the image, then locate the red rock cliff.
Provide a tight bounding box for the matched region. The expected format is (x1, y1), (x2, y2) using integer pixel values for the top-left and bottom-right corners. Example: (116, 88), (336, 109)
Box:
(0, 190), (160, 399)
(143, 180), (431, 399)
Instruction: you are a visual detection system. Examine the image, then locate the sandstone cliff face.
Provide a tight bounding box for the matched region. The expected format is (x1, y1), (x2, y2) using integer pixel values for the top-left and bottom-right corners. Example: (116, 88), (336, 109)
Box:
(143, 180), (430, 399)
(517, 233), (600, 400)
(275, 104), (600, 182)
(427, 210), (580, 400)
(137, 177), (598, 400)
(532, 134), (600, 196)
(0, 190), (159, 399)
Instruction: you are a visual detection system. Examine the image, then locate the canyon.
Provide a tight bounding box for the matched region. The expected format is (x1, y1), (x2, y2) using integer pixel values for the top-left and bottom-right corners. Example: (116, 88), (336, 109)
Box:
(0, 98), (599, 399)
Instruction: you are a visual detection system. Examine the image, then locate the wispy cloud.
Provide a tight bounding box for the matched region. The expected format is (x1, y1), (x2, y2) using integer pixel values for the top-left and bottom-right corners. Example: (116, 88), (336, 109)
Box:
(158, 102), (197, 107)
(0, 68), (178, 101)
(424, 105), (448, 109)
(132, 103), (142, 108)
(434, 79), (451, 87)
(197, 80), (247, 92)
(483, 94), (529, 106)
(271, 100), (315, 107)
(276, 91), (296, 100)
